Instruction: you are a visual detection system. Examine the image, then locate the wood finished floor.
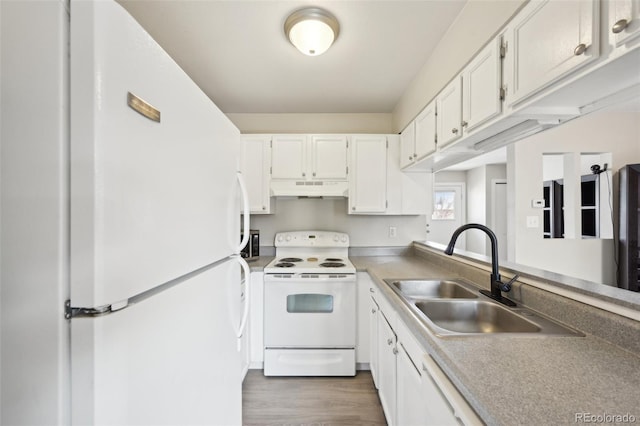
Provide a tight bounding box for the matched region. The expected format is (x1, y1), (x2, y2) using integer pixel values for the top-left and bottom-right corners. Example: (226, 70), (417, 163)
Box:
(242, 370), (387, 426)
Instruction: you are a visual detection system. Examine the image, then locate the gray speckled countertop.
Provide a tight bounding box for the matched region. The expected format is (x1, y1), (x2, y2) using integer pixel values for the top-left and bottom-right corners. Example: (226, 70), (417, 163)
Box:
(351, 255), (640, 426)
(245, 256), (273, 271)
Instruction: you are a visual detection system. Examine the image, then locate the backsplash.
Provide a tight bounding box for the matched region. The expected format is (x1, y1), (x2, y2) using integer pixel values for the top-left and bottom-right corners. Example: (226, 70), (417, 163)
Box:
(250, 198), (427, 247)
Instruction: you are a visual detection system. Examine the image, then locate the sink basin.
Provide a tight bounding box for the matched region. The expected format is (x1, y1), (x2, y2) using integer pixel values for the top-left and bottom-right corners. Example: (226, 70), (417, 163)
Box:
(384, 279), (478, 299)
(382, 277), (583, 337)
(415, 300), (540, 334)
(413, 299), (583, 337)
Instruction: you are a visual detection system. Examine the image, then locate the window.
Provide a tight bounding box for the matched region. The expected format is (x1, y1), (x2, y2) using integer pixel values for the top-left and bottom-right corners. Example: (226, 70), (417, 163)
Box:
(432, 190), (456, 220)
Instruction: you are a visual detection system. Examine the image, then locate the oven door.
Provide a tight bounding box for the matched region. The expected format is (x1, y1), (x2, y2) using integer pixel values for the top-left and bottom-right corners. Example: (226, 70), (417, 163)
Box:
(264, 274), (356, 348)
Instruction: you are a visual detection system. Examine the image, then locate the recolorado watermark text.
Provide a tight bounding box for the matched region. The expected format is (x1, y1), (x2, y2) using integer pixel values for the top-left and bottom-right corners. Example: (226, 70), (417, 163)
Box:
(575, 412), (637, 423)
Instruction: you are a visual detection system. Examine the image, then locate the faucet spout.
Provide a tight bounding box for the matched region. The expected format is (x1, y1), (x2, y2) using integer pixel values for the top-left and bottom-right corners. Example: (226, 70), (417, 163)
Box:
(444, 223), (517, 307)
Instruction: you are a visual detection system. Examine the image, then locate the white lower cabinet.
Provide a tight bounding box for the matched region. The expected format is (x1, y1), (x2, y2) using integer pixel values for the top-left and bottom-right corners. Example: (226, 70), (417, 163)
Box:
(369, 295), (379, 388)
(248, 271), (264, 368)
(366, 274), (482, 426)
(421, 355), (482, 426)
(377, 311), (397, 425)
(397, 342), (429, 425)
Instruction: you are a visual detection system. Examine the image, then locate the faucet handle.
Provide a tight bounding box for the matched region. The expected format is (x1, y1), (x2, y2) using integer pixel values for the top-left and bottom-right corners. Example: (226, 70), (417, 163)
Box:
(500, 274), (519, 292)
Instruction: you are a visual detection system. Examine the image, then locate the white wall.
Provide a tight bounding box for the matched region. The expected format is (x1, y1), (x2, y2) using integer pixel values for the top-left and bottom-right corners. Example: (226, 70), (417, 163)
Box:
(435, 170), (466, 183)
(1, 1), (70, 424)
(512, 111), (640, 285)
(227, 113), (394, 134)
(466, 167), (487, 254)
(251, 198), (426, 248)
(391, 0), (526, 132)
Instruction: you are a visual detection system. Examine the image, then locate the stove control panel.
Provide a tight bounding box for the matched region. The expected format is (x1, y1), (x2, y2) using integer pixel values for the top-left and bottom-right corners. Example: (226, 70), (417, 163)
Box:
(274, 231), (349, 248)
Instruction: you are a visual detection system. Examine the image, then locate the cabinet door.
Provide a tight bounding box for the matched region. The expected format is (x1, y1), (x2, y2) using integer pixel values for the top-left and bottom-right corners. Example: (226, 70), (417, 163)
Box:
(414, 101), (437, 160)
(400, 122), (416, 169)
(421, 355), (483, 426)
(462, 37), (502, 133)
(311, 135), (348, 180)
(271, 135), (307, 179)
(507, 0), (599, 106)
(436, 76), (462, 149)
(610, 0), (640, 47)
(397, 343), (429, 426)
(349, 136), (387, 214)
(369, 295), (379, 388)
(241, 136), (272, 214)
(377, 313), (397, 426)
(355, 273), (372, 365)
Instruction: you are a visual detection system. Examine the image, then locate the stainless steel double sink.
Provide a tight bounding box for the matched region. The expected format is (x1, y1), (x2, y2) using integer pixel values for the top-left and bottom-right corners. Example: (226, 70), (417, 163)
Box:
(383, 278), (583, 337)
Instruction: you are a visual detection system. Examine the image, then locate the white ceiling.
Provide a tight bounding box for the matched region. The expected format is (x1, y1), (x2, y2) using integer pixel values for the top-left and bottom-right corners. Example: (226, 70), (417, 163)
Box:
(117, 1), (467, 114)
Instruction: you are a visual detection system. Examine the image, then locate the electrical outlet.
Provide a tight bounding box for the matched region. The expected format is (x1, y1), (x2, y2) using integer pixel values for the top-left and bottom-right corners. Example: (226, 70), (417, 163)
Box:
(389, 226), (397, 238)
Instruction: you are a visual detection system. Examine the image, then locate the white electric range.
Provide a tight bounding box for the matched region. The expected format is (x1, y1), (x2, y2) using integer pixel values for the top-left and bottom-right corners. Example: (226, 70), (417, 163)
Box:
(263, 231), (356, 376)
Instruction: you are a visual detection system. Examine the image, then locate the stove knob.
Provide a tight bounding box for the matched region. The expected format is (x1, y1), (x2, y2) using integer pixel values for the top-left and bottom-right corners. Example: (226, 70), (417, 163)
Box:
(341, 235), (348, 243)
(277, 235), (284, 242)
(286, 235), (292, 242)
(333, 235), (339, 242)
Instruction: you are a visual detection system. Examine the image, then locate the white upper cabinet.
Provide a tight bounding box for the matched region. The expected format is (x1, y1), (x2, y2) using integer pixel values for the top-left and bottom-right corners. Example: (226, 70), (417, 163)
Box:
(462, 37), (503, 133)
(609, 0), (640, 48)
(400, 121), (416, 169)
(271, 134), (347, 181)
(505, 0), (599, 107)
(271, 135), (307, 180)
(349, 135), (387, 214)
(241, 135), (273, 214)
(379, 135), (433, 216)
(414, 101), (437, 161)
(436, 76), (463, 149)
(311, 135), (348, 179)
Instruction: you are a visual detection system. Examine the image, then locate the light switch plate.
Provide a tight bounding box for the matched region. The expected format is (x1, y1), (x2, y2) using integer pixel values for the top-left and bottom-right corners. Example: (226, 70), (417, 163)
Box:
(526, 216), (539, 228)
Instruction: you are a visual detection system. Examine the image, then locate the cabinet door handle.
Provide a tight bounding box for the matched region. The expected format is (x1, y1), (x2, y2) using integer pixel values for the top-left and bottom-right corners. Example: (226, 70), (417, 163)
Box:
(352, 206), (356, 211)
(302, 172), (306, 177)
(369, 288), (375, 293)
(461, 121), (468, 128)
(387, 338), (393, 345)
(451, 128), (458, 134)
(312, 172), (316, 177)
(573, 43), (587, 56)
(612, 19), (629, 34)
(262, 206), (266, 210)
(392, 347), (398, 355)
(371, 308), (376, 314)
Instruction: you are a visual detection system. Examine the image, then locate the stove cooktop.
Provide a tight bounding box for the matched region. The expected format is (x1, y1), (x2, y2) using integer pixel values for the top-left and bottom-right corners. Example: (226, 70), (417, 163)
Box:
(265, 231), (355, 274)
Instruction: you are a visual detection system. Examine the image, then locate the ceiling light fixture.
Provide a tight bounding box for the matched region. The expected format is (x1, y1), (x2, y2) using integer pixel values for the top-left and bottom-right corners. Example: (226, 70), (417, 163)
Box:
(284, 7), (340, 56)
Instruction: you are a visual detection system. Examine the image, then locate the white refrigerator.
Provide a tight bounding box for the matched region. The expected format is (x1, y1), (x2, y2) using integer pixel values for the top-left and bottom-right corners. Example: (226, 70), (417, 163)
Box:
(1, 0), (250, 424)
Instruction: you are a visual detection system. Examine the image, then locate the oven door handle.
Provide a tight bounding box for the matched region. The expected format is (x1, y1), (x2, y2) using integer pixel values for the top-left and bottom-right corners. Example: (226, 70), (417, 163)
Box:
(235, 254), (251, 339)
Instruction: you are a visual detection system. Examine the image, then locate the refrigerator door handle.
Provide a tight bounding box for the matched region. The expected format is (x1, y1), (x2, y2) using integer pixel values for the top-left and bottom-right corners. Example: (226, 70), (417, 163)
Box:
(235, 254), (251, 338)
(66, 256), (234, 319)
(236, 171), (251, 254)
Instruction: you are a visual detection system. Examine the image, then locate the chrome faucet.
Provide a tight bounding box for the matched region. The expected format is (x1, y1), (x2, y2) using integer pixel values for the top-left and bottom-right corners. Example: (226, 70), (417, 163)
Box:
(444, 223), (518, 307)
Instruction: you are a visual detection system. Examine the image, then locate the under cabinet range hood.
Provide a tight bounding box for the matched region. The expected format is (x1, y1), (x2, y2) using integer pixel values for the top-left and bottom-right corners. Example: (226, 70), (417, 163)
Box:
(270, 180), (349, 197)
